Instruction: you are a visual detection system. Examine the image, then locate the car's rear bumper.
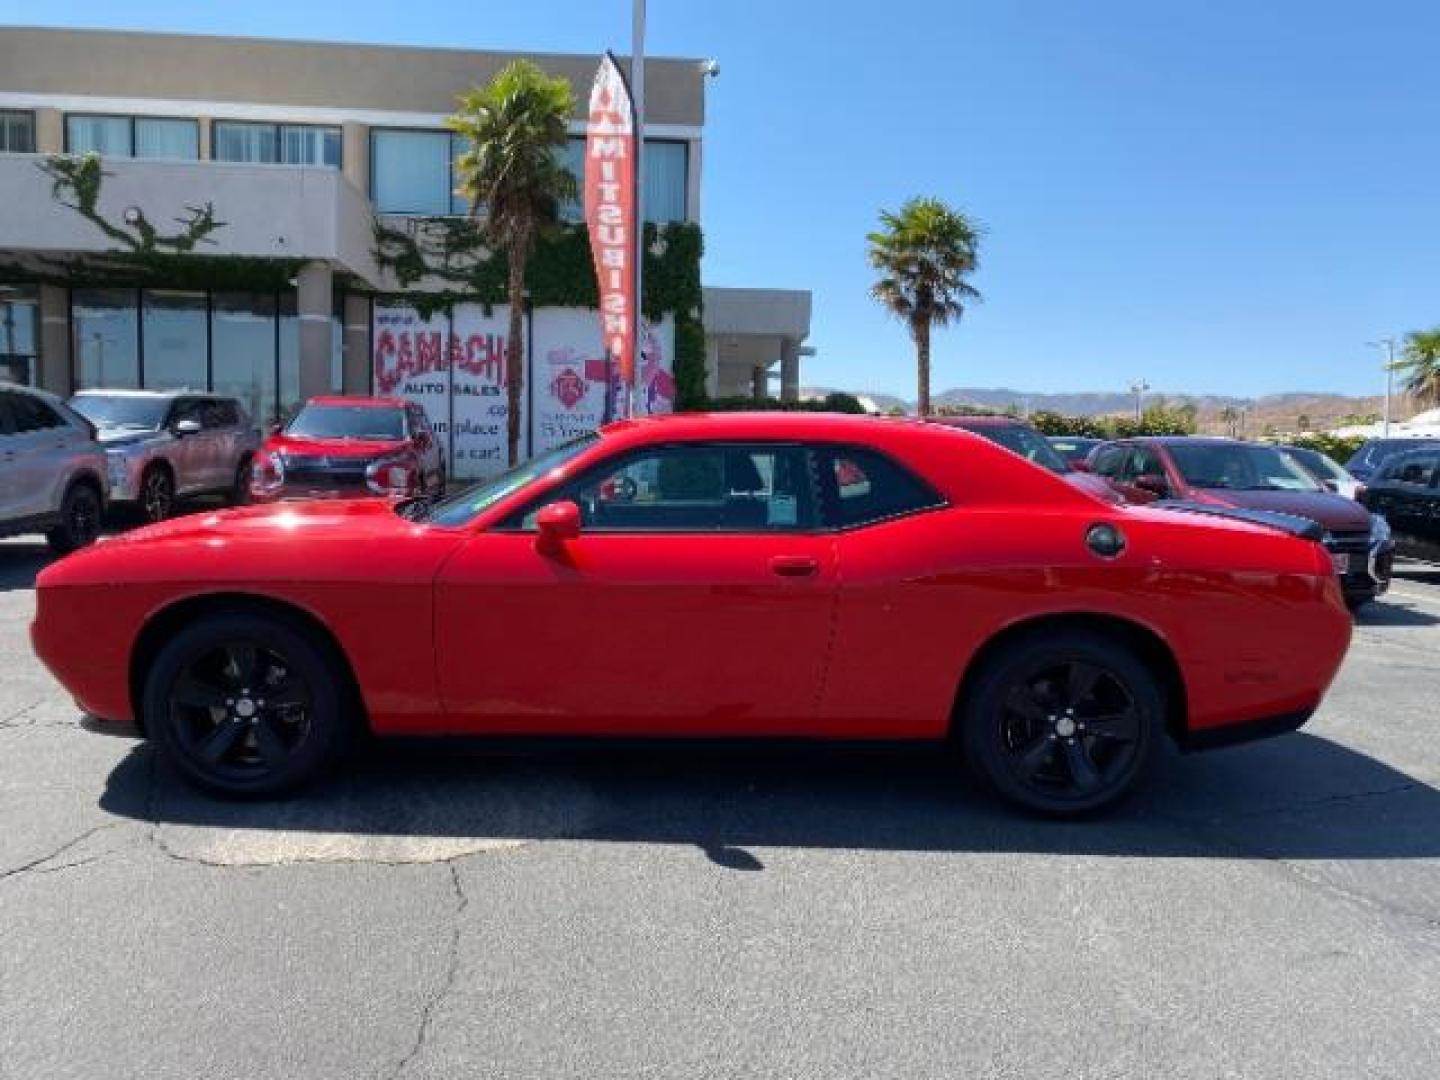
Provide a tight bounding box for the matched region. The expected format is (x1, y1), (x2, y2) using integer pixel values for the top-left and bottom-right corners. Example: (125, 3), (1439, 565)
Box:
(1178, 707), (1314, 752)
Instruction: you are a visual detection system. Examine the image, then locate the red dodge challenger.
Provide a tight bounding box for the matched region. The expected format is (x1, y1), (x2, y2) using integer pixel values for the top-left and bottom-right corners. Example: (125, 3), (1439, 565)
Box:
(31, 413), (1352, 815)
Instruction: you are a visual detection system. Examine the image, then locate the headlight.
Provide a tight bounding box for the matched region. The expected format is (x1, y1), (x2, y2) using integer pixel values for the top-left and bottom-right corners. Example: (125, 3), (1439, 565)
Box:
(251, 451), (285, 499)
(365, 452), (419, 497)
(1369, 512), (1392, 548)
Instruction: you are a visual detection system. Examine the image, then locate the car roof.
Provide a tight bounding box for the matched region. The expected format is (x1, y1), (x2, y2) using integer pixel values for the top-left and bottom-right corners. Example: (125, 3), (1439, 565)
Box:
(71, 388), (208, 399)
(307, 395), (407, 409)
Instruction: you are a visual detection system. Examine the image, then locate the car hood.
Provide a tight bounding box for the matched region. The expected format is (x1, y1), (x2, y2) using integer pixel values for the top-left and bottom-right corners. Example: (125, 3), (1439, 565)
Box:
(1198, 488), (1373, 531)
(104, 498), (415, 546)
(96, 427), (166, 448)
(266, 434), (407, 459)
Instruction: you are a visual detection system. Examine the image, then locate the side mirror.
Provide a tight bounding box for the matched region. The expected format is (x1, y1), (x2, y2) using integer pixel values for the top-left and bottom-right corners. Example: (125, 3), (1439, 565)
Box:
(173, 418), (202, 437)
(1134, 474), (1170, 496)
(535, 500), (581, 553)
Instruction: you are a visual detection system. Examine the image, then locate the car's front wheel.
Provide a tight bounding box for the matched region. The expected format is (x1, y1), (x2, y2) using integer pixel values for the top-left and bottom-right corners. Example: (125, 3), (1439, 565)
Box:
(46, 480), (102, 554)
(143, 612), (353, 797)
(139, 465), (175, 523)
(960, 630), (1161, 816)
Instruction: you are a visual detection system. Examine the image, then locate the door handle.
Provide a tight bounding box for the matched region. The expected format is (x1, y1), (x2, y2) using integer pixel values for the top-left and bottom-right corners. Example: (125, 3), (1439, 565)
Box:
(770, 555), (820, 577)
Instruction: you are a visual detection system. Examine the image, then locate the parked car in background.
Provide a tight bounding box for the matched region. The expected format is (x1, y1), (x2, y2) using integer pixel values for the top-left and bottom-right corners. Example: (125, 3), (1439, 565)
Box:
(927, 416), (1121, 503)
(1359, 446), (1440, 563)
(0, 382), (107, 553)
(1345, 436), (1439, 483)
(34, 412), (1353, 816)
(1048, 435), (1102, 470)
(70, 390), (260, 523)
(1087, 436), (1393, 608)
(1281, 444), (1362, 500)
(251, 396), (444, 502)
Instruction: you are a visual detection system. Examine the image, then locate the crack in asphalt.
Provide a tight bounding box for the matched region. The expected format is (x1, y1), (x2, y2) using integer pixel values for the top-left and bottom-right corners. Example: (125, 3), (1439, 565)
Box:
(0, 823), (124, 884)
(387, 860), (470, 1080)
(1164, 781), (1422, 825)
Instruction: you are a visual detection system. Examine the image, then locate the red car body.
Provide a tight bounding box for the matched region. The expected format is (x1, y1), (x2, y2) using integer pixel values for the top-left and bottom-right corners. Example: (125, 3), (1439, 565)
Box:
(926, 416), (1123, 504)
(31, 413), (1352, 812)
(254, 396), (444, 502)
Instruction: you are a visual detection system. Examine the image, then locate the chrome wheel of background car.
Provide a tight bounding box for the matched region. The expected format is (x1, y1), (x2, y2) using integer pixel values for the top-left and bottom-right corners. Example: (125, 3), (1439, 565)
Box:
(997, 660), (1142, 800)
(166, 640), (314, 782)
(141, 468), (175, 523)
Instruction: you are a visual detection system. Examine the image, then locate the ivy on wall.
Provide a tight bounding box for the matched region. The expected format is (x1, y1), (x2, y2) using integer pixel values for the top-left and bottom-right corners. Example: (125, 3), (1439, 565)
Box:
(372, 217), (707, 409)
(3, 155), (307, 293)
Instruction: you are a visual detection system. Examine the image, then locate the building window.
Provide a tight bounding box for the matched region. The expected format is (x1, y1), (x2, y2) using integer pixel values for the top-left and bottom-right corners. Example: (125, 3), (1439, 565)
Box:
(65, 115), (198, 160)
(371, 129), (456, 215)
(0, 111), (35, 154)
(556, 137), (687, 223)
(0, 284), (39, 384)
(212, 292), (278, 425)
(73, 288), (141, 389)
(213, 121), (340, 167)
(141, 291), (207, 390)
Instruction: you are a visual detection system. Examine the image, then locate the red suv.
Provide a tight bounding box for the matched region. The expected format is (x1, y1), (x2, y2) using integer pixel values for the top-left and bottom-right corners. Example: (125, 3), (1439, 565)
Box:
(252, 396), (444, 502)
(1087, 436), (1393, 607)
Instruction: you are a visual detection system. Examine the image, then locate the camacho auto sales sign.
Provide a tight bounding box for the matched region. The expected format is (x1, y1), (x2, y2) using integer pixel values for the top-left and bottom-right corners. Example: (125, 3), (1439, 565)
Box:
(585, 51), (638, 406)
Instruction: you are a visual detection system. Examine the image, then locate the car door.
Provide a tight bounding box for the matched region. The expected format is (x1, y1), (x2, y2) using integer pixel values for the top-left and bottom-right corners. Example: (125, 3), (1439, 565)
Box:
(164, 397), (209, 494)
(1, 390), (75, 519)
(1378, 451), (1440, 542)
(204, 398), (245, 490)
(0, 392), (19, 519)
(433, 441), (838, 736)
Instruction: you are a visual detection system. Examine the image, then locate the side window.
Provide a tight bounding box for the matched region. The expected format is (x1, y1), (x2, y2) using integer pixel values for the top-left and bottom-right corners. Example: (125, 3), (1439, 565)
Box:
(208, 400), (240, 428)
(514, 444), (817, 532)
(1388, 453), (1439, 487)
(169, 397), (205, 428)
(7, 392), (61, 433)
(1131, 446), (1165, 480)
(1091, 446), (1126, 478)
(819, 447), (943, 528)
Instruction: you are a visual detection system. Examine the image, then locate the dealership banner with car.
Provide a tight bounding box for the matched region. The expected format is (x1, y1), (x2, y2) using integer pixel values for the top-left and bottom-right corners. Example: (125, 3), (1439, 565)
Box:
(372, 303), (674, 478)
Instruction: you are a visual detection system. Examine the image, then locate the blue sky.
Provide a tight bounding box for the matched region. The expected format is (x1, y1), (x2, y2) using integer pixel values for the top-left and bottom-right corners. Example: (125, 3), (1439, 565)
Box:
(5, 0), (1438, 398)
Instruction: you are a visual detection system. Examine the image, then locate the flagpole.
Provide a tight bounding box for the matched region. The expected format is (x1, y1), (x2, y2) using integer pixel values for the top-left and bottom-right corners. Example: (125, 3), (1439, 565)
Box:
(630, 0), (646, 418)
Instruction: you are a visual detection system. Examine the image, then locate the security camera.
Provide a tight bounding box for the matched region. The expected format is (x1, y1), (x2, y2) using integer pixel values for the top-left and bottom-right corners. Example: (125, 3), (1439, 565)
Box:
(700, 58), (720, 78)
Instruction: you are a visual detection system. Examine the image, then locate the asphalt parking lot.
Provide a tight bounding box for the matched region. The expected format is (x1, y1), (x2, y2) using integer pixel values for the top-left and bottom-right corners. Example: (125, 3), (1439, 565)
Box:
(2, 537), (1438, 1080)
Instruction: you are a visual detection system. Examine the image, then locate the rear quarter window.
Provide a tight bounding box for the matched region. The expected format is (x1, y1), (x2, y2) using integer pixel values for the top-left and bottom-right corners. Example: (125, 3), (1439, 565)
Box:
(819, 447), (944, 528)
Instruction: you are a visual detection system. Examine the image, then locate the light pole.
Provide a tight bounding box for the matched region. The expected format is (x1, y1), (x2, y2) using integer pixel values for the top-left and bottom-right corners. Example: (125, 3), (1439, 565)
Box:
(1129, 379), (1150, 422)
(1367, 338), (1396, 436)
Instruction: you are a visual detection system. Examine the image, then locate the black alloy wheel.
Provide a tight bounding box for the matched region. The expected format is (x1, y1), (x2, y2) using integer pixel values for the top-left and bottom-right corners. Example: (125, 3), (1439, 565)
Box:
(140, 466), (175, 523)
(46, 481), (102, 554)
(145, 613), (352, 797)
(962, 632), (1159, 815)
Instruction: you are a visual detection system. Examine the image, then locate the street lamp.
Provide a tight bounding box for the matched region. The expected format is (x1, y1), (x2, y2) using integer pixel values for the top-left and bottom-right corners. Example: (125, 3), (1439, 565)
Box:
(1129, 379), (1150, 422)
(1367, 338), (1396, 437)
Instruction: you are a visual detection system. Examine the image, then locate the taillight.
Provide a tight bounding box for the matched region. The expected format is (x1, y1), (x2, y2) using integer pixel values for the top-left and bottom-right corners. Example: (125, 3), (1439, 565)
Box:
(250, 451), (285, 500)
(366, 453), (419, 497)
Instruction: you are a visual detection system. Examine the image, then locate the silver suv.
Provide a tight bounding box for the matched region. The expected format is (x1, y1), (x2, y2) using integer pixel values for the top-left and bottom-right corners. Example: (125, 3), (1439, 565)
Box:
(70, 390), (261, 522)
(0, 382), (108, 553)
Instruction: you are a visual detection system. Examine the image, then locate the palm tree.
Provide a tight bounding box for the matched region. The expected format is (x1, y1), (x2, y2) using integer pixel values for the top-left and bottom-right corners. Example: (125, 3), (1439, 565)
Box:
(1219, 406), (1240, 438)
(1396, 328), (1440, 407)
(867, 197), (982, 415)
(449, 60), (577, 465)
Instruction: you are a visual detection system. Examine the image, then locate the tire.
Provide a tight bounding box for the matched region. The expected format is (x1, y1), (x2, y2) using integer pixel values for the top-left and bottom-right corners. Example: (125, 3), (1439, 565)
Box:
(959, 630), (1161, 816)
(45, 481), (102, 554)
(143, 612), (354, 797)
(231, 458), (253, 506)
(139, 464), (175, 524)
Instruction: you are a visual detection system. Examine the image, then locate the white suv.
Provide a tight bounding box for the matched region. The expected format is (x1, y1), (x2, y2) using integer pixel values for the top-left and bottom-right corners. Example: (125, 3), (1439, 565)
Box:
(0, 382), (108, 553)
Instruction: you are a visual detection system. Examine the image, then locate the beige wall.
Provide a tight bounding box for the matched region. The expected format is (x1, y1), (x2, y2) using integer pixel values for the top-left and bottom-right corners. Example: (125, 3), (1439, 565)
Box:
(0, 27), (704, 127)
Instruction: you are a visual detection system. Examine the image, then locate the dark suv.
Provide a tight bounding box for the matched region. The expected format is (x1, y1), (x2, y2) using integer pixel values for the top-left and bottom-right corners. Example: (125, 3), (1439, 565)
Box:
(1360, 446), (1440, 562)
(1088, 437), (1393, 607)
(1346, 437), (1440, 483)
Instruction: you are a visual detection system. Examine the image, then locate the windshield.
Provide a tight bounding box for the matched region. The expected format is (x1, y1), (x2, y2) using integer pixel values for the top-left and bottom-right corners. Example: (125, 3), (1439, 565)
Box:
(286, 403), (405, 441)
(967, 425), (1070, 473)
(1283, 447), (1348, 483)
(1349, 439), (1432, 470)
(1168, 443), (1323, 491)
(426, 435), (601, 526)
(70, 394), (169, 430)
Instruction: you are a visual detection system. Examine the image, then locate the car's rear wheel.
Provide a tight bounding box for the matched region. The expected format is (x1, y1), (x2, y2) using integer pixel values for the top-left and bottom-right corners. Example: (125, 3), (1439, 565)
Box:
(45, 481), (102, 554)
(144, 613), (352, 797)
(960, 631), (1160, 816)
(140, 465), (175, 523)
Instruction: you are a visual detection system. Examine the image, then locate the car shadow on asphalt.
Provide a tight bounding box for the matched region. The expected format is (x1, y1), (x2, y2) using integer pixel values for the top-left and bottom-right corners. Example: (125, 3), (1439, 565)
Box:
(0, 541), (53, 592)
(97, 731), (1440, 867)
